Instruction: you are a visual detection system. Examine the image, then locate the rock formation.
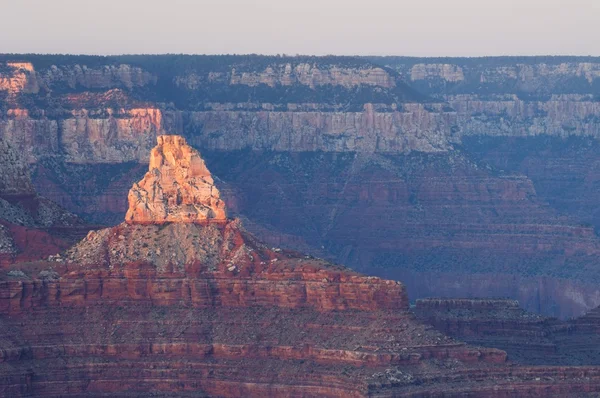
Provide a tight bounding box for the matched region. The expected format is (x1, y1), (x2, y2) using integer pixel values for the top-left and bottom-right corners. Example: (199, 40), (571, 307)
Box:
(0, 62), (38, 95)
(0, 134), (491, 396)
(7, 55), (600, 317)
(125, 135), (226, 223)
(0, 138), (34, 196)
(5, 136), (600, 396)
(0, 139), (85, 265)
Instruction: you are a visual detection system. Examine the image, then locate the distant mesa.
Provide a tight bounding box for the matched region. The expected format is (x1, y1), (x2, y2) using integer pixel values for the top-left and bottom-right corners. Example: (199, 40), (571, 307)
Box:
(125, 135), (227, 224)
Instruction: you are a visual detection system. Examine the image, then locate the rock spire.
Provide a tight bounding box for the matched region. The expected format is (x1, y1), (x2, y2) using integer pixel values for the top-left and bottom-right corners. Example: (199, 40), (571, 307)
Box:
(125, 135), (226, 223)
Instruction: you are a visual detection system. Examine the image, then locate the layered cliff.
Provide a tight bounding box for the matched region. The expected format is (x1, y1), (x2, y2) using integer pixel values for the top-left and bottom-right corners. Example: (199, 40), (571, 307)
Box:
(4, 137), (600, 397)
(374, 56), (600, 95)
(200, 149), (600, 318)
(5, 55), (600, 318)
(4, 55), (600, 159)
(415, 298), (600, 367)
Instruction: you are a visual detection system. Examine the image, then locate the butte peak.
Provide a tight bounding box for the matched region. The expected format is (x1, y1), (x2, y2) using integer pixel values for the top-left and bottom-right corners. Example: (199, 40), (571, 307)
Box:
(125, 135), (226, 224)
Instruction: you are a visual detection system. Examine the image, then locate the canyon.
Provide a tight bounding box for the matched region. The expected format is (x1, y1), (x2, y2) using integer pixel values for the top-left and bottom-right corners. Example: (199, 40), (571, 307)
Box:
(3, 55), (600, 318)
(2, 136), (600, 396)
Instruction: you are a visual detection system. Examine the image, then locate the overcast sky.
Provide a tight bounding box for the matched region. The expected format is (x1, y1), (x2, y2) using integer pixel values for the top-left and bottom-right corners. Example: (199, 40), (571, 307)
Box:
(2, 0), (599, 56)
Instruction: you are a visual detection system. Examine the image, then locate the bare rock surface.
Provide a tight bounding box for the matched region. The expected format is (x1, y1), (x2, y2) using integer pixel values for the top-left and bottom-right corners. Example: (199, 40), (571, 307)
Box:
(125, 135), (226, 224)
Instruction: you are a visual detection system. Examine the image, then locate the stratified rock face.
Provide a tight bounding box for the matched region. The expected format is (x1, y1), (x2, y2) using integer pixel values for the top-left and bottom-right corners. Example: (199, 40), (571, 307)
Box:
(4, 136), (600, 396)
(40, 63), (156, 90)
(125, 135), (226, 224)
(8, 54), (600, 320)
(6, 219), (600, 397)
(410, 63), (465, 82)
(200, 150), (600, 318)
(2, 212), (600, 397)
(396, 59), (600, 86)
(415, 298), (600, 366)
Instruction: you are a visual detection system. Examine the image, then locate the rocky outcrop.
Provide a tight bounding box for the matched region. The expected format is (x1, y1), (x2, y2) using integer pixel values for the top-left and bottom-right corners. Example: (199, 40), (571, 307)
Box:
(125, 135), (226, 223)
(0, 62), (38, 95)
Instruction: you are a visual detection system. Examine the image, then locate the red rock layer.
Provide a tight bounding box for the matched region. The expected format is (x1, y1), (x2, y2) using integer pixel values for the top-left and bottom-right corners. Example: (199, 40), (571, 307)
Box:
(3, 252), (600, 396)
(0, 220), (531, 397)
(2, 216), (600, 396)
(0, 221), (72, 266)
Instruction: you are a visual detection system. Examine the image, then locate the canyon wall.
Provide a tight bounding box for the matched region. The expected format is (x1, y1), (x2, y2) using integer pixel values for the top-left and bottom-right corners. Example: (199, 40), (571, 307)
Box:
(415, 298), (600, 366)
(0, 141), (528, 397)
(4, 56), (600, 161)
(3, 55), (600, 317)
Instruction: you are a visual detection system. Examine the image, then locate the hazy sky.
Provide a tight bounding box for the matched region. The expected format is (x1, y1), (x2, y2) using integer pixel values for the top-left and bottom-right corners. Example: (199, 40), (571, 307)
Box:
(2, 0), (599, 56)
